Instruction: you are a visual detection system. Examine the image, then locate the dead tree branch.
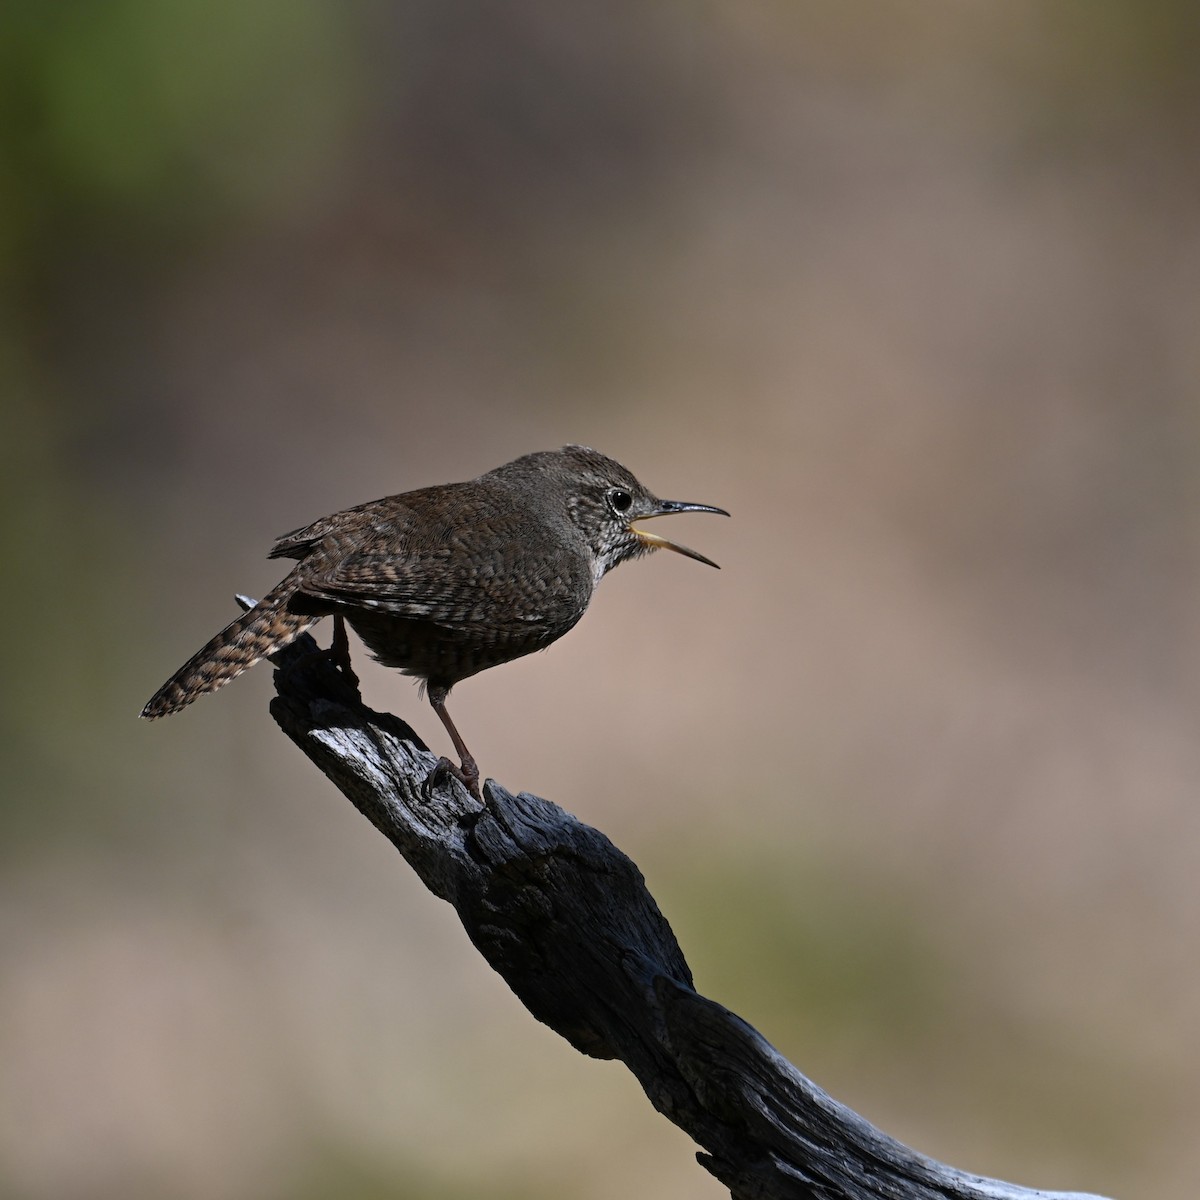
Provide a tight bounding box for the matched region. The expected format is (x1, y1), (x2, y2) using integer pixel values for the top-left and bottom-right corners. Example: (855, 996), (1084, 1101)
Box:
(253, 604), (1114, 1200)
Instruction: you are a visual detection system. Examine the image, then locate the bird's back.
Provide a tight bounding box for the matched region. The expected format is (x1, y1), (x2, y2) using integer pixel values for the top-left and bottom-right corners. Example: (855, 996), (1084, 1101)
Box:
(284, 476), (596, 688)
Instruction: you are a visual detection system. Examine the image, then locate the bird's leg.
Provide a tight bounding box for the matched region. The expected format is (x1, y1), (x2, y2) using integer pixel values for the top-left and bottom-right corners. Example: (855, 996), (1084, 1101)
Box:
(274, 611), (357, 696)
(328, 614), (360, 690)
(283, 612), (361, 694)
(427, 684), (482, 801)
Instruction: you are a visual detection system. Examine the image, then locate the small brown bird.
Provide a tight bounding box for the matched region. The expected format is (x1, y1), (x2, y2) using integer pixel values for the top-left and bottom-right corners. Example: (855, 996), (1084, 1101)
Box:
(142, 445), (728, 797)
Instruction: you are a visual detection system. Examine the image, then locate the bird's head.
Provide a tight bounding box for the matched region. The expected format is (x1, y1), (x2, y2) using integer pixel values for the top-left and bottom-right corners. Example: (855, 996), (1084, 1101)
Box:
(511, 445), (729, 581)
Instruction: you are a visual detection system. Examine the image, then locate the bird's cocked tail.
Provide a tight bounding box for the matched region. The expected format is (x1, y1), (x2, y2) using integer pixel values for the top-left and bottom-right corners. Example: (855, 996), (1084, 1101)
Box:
(141, 581), (317, 719)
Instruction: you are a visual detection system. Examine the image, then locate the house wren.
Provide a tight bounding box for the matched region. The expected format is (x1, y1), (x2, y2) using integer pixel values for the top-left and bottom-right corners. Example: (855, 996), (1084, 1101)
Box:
(141, 445), (728, 797)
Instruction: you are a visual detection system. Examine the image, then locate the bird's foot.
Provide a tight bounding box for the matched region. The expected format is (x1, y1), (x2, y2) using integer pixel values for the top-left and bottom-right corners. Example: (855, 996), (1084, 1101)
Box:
(426, 755), (483, 803)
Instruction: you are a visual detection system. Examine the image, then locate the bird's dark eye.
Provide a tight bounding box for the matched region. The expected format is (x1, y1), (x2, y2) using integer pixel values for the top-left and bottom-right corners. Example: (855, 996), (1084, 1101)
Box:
(606, 488), (633, 514)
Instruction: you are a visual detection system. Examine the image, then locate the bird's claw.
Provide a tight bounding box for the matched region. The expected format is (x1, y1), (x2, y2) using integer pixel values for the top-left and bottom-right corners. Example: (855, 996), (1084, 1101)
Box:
(425, 756), (483, 803)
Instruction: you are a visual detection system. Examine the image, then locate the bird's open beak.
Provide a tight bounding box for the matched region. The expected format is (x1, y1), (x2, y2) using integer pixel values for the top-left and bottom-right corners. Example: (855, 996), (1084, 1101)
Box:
(632, 499), (730, 569)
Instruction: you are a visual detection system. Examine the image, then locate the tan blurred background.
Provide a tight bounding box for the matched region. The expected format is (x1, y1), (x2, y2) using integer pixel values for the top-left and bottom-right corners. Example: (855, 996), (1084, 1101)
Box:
(2, 3), (1198, 1198)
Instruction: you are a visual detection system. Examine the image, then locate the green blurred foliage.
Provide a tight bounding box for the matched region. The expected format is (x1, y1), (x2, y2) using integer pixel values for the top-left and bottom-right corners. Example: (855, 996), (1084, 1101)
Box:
(0, 0), (361, 843)
(0, 0), (358, 271)
(661, 846), (1150, 1177)
(666, 850), (942, 1041)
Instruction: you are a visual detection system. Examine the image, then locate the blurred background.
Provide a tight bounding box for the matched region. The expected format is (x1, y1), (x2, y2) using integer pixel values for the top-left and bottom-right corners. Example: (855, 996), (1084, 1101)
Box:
(2, 2), (1197, 1197)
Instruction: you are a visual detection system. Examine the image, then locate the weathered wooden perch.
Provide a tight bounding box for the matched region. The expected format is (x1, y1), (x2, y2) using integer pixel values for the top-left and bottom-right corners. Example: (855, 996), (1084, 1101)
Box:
(248, 599), (1114, 1200)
